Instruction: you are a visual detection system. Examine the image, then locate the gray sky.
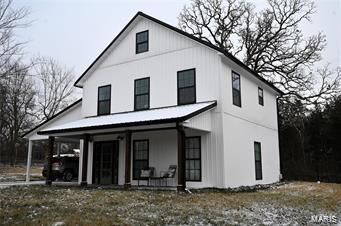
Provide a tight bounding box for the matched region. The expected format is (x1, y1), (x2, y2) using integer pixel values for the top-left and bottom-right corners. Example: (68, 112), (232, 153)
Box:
(14, 0), (340, 79)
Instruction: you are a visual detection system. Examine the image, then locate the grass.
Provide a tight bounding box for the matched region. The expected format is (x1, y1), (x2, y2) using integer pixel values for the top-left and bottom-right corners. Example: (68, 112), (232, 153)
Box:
(0, 182), (340, 225)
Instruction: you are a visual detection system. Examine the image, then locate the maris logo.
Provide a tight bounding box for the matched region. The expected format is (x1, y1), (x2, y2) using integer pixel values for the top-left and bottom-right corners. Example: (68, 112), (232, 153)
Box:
(311, 215), (338, 224)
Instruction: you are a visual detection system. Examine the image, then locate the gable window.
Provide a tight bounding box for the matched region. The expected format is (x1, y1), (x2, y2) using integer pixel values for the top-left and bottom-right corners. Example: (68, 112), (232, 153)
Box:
(185, 137), (201, 181)
(133, 140), (149, 180)
(134, 77), (150, 111)
(136, 30), (149, 54)
(232, 71), (241, 107)
(97, 85), (111, 115)
(177, 68), (196, 105)
(254, 142), (263, 180)
(258, 87), (264, 106)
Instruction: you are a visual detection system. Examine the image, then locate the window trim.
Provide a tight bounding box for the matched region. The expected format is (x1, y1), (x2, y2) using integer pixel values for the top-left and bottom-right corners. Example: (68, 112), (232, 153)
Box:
(232, 71), (242, 107)
(132, 139), (149, 180)
(258, 87), (264, 106)
(97, 84), (111, 116)
(134, 77), (150, 111)
(254, 141), (263, 180)
(177, 68), (196, 105)
(135, 30), (149, 54)
(185, 136), (202, 182)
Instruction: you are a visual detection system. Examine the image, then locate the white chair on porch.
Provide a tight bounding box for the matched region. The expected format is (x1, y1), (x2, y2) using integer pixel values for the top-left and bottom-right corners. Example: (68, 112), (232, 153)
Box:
(160, 165), (177, 187)
(137, 167), (155, 186)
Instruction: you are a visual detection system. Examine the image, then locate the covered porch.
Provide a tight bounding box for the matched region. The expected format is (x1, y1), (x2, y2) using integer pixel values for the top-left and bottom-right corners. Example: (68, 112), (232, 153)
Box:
(35, 101), (217, 191)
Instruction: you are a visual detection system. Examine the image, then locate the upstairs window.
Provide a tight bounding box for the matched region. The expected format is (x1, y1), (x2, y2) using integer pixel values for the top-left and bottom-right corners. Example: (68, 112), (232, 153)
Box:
(97, 85), (111, 115)
(134, 77), (150, 111)
(136, 30), (149, 54)
(177, 68), (196, 105)
(232, 71), (241, 107)
(258, 87), (264, 106)
(254, 142), (263, 180)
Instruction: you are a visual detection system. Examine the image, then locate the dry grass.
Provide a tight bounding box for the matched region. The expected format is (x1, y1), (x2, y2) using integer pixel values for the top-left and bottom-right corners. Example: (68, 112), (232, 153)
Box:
(0, 165), (43, 182)
(0, 181), (340, 225)
(0, 165), (42, 174)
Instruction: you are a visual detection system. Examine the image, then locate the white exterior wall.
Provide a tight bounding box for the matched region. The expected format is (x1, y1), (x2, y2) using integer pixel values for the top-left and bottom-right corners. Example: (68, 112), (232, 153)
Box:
(85, 126), (225, 188)
(220, 58), (280, 188)
(25, 102), (82, 141)
(76, 15), (280, 188)
(82, 18), (223, 117)
(131, 130), (177, 186)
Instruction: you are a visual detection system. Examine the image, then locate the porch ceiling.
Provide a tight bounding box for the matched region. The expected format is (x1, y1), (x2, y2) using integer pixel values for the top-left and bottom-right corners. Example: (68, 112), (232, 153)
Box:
(37, 101), (217, 136)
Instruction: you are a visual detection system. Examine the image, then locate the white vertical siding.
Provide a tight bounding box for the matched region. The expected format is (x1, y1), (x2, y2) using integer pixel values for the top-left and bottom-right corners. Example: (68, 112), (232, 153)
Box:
(183, 110), (212, 132)
(99, 18), (196, 68)
(220, 58), (280, 188)
(131, 130), (177, 186)
(25, 102), (82, 141)
(78, 15), (280, 189)
(223, 114), (280, 187)
(82, 17), (222, 117)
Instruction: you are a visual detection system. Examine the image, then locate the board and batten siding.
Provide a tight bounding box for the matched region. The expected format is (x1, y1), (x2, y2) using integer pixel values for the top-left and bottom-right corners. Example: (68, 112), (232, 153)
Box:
(81, 125), (226, 188)
(81, 17), (223, 117)
(219, 57), (280, 188)
(27, 102), (82, 141)
(78, 15), (280, 188)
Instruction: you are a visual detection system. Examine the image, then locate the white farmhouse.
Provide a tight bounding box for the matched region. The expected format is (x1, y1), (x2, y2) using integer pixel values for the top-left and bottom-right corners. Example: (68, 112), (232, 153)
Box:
(24, 12), (283, 190)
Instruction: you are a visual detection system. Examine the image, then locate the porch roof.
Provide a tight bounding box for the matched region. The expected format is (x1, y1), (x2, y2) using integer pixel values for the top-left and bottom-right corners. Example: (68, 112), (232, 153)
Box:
(38, 101), (217, 135)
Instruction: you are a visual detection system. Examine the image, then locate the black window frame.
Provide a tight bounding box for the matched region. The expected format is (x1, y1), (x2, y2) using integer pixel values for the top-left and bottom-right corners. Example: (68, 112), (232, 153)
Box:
(177, 68), (196, 105)
(185, 136), (202, 182)
(136, 30), (149, 54)
(232, 71), (241, 107)
(97, 85), (111, 116)
(134, 77), (150, 111)
(133, 139), (149, 180)
(258, 87), (264, 106)
(254, 141), (263, 180)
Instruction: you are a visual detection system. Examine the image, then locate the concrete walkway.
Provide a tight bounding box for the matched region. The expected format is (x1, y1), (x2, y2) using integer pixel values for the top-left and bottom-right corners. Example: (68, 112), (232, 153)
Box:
(0, 180), (45, 188)
(0, 181), (78, 188)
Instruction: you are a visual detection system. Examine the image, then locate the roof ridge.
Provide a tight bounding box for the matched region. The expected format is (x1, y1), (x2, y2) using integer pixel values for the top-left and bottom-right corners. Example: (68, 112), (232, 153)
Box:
(73, 11), (283, 96)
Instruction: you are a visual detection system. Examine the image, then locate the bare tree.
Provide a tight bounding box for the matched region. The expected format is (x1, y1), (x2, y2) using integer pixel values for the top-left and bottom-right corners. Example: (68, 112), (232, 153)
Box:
(33, 56), (75, 121)
(179, 0), (340, 106)
(2, 62), (35, 165)
(0, 0), (29, 164)
(179, 0), (248, 52)
(0, 0), (29, 79)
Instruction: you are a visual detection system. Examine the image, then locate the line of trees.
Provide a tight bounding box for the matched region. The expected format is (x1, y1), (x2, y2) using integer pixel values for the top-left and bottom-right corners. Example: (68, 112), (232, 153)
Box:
(0, 0), (75, 165)
(179, 0), (341, 181)
(280, 96), (341, 182)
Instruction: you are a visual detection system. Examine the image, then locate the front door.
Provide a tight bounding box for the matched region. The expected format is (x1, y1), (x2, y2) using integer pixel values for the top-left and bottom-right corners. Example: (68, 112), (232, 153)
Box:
(93, 141), (119, 185)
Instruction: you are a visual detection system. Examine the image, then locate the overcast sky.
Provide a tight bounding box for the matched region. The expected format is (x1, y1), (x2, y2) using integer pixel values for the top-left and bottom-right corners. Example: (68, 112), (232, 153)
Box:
(13, 0), (340, 81)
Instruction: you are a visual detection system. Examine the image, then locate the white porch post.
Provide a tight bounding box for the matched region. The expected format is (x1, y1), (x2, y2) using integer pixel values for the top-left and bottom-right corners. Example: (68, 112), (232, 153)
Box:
(78, 139), (84, 184)
(25, 140), (33, 182)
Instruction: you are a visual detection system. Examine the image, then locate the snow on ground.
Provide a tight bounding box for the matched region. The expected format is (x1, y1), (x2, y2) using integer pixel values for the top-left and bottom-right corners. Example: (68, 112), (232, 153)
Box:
(0, 181), (340, 225)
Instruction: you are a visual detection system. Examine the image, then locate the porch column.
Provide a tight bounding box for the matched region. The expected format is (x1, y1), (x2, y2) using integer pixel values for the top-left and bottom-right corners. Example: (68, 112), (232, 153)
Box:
(25, 140), (33, 182)
(124, 130), (132, 189)
(46, 136), (54, 185)
(81, 134), (90, 186)
(177, 125), (186, 191)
